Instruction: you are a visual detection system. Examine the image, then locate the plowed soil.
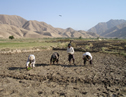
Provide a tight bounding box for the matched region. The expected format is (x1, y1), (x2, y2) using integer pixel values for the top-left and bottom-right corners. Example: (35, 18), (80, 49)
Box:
(0, 50), (126, 97)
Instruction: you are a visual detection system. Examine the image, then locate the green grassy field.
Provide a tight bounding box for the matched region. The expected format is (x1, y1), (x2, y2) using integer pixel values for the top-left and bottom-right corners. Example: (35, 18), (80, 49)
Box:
(0, 38), (126, 55)
(0, 42), (58, 49)
(0, 38), (69, 51)
(0, 38), (56, 50)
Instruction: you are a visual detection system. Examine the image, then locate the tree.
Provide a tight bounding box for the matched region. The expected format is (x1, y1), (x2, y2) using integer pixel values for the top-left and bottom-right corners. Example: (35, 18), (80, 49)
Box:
(79, 36), (82, 39)
(114, 37), (118, 39)
(9, 36), (14, 40)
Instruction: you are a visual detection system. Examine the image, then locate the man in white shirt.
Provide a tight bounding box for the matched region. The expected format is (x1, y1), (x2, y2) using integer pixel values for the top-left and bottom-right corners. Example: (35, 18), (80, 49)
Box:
(82, 52), (92, 65)
(26, 54), (35, 70)
(67, 43), (75, 65)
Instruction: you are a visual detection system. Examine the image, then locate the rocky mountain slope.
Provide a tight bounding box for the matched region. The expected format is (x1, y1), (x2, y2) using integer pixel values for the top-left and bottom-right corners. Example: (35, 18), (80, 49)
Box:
(100, 22), (126, 38)
(88, 19), (126, 38)
(0, 14), (99, 38)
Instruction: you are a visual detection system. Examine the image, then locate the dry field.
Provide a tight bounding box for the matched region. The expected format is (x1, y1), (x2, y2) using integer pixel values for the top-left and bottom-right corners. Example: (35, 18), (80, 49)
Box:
(0, 49), (126, 97)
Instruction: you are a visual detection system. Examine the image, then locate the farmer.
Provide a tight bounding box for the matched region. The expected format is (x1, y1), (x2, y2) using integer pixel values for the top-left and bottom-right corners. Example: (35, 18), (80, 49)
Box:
(67, 43), (75, 65)
(82, 52), (92, 65)
(26, 54), (35, 70)
(50, 52), (59, 65)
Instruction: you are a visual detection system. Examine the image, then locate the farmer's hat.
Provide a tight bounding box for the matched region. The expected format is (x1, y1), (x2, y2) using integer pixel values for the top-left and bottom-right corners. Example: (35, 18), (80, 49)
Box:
(29, 55), (34, 61)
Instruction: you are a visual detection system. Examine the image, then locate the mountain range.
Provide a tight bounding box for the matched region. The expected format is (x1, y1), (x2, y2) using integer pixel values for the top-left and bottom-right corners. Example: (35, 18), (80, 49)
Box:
(0, 14), (99, 38)
(88, 19), (126, 38)
(1, 14), (126, 39)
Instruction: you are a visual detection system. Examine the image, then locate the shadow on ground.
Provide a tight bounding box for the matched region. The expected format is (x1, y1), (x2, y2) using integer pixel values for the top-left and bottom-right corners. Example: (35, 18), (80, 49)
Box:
(36, 63), (86, 67)
(8, 64), (92, 70)
(8, 67), (26, 70)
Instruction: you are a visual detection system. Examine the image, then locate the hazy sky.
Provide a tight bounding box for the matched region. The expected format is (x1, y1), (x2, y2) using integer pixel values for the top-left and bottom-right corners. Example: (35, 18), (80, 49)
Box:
(0, 0), (126, 30)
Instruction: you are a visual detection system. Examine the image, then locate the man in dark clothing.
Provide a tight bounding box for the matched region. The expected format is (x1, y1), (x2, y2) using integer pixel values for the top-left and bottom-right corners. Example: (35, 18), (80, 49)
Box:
(50, 52), (59, 65)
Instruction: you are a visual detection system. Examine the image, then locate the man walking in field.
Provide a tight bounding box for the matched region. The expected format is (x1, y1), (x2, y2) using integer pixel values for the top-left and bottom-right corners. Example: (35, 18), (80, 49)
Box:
(50, 52), (59, 65)
(67, 43), (75, 65)
(26, 54), (35, 70)
(82, 52), (92, 65)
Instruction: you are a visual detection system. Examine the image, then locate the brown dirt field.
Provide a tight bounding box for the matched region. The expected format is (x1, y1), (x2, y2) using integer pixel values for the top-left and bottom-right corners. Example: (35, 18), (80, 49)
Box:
(0, 50), (126, 97)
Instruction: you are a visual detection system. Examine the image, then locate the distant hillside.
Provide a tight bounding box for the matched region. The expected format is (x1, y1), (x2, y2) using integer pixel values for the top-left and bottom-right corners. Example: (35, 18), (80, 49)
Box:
(0, 15), (27, 27)
(0, 14), (99, 38)
(0, 24), (45, 38)
(22, 20), (62, 37)
(23, 20), (56, 33)
(100, 22), (126, 38)
(88, 19), (126, 35)
(62, 28), (98, 38)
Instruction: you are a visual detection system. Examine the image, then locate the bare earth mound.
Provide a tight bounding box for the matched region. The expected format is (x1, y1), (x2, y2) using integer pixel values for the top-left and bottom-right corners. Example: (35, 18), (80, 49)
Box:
(0, 50), (126, 97)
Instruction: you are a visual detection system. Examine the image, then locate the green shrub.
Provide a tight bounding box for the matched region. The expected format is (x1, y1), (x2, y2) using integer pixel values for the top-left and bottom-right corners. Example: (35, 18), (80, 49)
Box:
(79, 36), (82, 39)
(9, 36), (14, 40)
